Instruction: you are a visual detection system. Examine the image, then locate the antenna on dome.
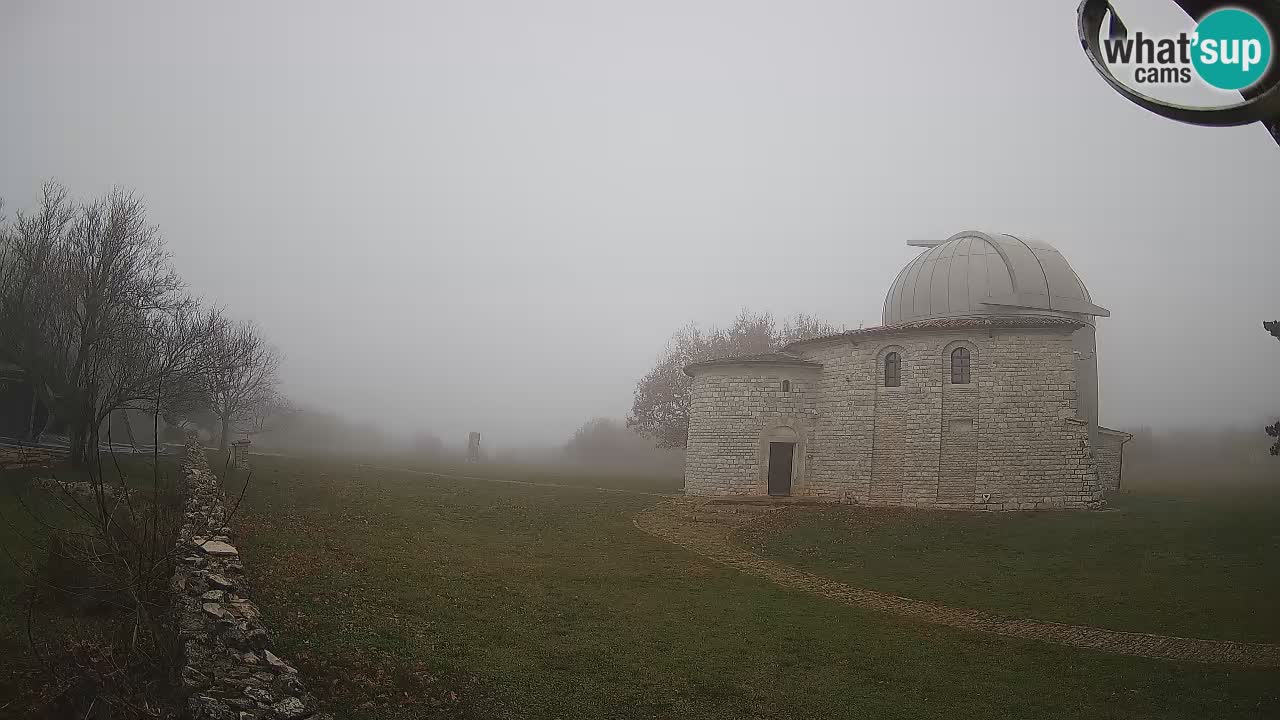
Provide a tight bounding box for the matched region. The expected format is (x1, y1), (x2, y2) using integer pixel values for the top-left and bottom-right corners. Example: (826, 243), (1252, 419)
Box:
(907, 239), (945, 248)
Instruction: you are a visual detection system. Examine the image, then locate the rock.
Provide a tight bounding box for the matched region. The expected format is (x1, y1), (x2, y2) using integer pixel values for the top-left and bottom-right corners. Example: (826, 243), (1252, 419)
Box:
(202, 602), (228, 620)
(245, 627), (271, 650)
(229, 601), (259, 620)
(244, 687), (276, 705)
(270, 673), (305, 697)
(181, 665), (211, 691)
(268, 697), (308, 720)
(203, 590), (226, 602)
(180, 612), (207, 636)
(207, 572), (235, 590)
(190, 696), (237, 720)
(222, 625), (248, 649)
(263, 650), (294, 673)
(239, 675), (267, 690)
(185, 641), (213, 663)
(199, 539), (240, 556)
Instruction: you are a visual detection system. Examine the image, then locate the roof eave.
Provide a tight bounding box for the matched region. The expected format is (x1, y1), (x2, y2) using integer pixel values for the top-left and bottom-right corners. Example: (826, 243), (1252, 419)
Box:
(683, 358), (823, 377)
(782, 316), (1086, 353)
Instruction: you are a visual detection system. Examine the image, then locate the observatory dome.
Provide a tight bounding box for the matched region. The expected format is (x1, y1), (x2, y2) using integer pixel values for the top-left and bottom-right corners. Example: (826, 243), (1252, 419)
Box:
(882, 230), (1109, 327)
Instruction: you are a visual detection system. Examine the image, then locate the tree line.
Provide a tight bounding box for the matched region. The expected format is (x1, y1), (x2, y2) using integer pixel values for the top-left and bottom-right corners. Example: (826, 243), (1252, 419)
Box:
(628, 311), (1280, 461)
(0, 181), (282, 466)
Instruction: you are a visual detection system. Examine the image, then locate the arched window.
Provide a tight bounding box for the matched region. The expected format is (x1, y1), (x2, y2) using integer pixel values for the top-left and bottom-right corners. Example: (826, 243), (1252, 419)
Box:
(951, 347), (971, 384)
(884, 352), (901, 387)
(781, 380), (791, 392)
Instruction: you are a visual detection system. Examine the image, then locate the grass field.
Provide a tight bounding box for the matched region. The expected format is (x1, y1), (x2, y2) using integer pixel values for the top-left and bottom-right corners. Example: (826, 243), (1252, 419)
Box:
(218, 453), (1280, 720)
(0, 452), (181, 713)
(740, 492), (1280, 643)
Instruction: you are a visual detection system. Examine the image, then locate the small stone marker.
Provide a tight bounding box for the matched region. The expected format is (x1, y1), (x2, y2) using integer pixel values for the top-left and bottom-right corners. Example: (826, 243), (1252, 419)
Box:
(466, 431), (481, 463)
(231, 439), (252, 470)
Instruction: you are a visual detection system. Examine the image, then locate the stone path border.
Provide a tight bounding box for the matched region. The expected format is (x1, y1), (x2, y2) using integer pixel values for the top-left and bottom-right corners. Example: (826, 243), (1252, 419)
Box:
(634, 499), (1280, 668)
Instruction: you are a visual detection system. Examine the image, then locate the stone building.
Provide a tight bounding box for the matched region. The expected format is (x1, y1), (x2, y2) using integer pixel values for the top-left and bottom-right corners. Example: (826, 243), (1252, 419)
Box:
(683, 230), (1130, 510)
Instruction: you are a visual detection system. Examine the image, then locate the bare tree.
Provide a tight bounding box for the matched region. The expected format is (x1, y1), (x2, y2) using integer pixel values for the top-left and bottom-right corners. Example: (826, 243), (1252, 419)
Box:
(564, 416), (683, 472)
(133, 298), (234, 420)
(205, 317), (282, 451)
(0, 182), (273, 716)
(0, 182), (186, 466)
(627, 309), (840, 448)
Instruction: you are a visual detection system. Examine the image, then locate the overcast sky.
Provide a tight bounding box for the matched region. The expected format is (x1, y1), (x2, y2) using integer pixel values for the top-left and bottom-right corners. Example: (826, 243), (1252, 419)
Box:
(2, 0), (1277, 448)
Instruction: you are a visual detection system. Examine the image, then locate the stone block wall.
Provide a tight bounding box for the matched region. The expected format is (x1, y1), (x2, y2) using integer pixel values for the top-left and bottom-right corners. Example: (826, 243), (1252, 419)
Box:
(171, 438), (329, 720)
(685, 325), (1106, 509)
(1096, 427), (1131, 492)
(684, 366), (818, 496)
(969, 331), (1099, 509)
(938, 378), (979, 504)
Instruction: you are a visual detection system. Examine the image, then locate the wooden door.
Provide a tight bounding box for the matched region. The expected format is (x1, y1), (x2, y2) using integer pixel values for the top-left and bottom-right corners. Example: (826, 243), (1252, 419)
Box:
(767, 442), (794, 496)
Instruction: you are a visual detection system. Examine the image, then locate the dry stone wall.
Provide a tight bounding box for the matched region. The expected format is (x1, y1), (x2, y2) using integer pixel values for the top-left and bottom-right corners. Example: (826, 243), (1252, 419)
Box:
(171, 438), (329, 720)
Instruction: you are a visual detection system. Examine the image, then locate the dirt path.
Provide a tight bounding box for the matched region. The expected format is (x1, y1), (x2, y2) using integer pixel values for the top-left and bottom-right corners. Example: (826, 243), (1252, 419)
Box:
(634, 499), (1280, 669)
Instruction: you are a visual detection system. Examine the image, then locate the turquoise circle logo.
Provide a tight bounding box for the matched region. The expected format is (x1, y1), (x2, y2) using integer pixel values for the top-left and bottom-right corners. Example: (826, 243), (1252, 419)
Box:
(1191, 8), (1272, 90)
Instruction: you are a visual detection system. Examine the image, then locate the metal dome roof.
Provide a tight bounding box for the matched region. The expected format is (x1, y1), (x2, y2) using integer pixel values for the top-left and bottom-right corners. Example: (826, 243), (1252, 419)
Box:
(882, 231), (1109, 327)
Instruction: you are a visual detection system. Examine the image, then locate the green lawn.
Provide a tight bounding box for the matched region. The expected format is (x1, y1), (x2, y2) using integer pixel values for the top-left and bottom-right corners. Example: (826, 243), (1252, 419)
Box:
(223, 454), (1279, 720)
(337, 450), (685, 494)
(741, 491), (1280, 643)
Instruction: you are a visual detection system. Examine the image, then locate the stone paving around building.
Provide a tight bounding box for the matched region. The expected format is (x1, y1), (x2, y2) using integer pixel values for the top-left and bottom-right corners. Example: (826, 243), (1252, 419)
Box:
(633, 498), (1280, 669)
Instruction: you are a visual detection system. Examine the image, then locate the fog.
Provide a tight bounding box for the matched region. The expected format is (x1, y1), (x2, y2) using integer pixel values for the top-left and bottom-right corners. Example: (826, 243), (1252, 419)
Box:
(2, 0), (1277, 450)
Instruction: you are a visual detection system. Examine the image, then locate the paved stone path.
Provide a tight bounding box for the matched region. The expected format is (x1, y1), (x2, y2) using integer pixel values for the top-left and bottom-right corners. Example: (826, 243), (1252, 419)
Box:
(634, 498), (1280, 668)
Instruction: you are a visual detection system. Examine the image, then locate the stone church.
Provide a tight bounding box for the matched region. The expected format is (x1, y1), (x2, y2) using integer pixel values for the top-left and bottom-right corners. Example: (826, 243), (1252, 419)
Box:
(683, 230), (1130, 510)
